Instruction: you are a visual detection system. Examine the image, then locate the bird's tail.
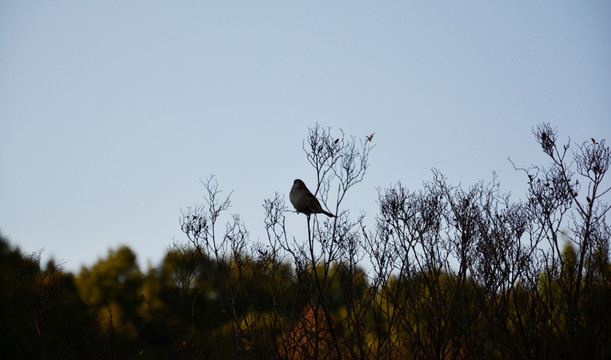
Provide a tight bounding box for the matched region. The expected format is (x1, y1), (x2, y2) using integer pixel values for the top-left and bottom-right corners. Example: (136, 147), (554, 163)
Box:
(322, 210), (335, 218)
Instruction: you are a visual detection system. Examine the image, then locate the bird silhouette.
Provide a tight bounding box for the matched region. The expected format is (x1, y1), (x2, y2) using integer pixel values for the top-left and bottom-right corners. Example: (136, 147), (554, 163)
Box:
(289, 179), (335, 217)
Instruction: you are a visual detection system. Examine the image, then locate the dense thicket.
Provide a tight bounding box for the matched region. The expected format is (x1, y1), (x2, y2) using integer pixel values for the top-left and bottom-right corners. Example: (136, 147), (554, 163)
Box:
(2, 124), (609, 359)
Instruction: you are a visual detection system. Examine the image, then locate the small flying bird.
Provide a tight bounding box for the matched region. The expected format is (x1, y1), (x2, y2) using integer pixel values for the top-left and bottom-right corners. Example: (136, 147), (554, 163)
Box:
(366, 133), (375, 142)
(289, 179), (335, 217)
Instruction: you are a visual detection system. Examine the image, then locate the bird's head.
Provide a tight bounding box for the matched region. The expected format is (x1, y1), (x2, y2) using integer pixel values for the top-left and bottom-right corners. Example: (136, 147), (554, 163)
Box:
(293, 179), (307, 190)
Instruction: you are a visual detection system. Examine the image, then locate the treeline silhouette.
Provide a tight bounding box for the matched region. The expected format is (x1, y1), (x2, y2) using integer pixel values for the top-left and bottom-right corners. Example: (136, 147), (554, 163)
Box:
(2, 123), (610, 359)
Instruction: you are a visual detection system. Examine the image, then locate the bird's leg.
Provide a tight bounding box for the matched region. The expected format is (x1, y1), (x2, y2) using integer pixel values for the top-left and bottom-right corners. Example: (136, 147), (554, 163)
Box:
(307, 214), (312, 245)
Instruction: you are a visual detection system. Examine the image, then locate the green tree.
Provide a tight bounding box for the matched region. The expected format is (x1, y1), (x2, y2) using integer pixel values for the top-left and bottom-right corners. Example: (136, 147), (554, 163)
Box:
(0, 233), (99, 359)
(76, 246), (145, 357)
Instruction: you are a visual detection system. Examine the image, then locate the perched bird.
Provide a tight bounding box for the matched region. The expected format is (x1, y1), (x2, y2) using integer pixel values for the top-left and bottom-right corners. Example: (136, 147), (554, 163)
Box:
(290, 179), (335, 217)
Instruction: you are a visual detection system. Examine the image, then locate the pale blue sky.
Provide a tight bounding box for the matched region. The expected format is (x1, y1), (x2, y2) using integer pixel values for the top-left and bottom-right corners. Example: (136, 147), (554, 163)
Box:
(1, 1), (610, 272)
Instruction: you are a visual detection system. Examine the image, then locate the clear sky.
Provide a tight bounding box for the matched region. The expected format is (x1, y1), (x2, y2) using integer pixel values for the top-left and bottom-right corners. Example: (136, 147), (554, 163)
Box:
(1, 1), (610, 273)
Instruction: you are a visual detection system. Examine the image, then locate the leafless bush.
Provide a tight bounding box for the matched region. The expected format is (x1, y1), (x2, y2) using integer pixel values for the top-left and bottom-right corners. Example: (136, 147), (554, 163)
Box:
(167, 123), (609, 359)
